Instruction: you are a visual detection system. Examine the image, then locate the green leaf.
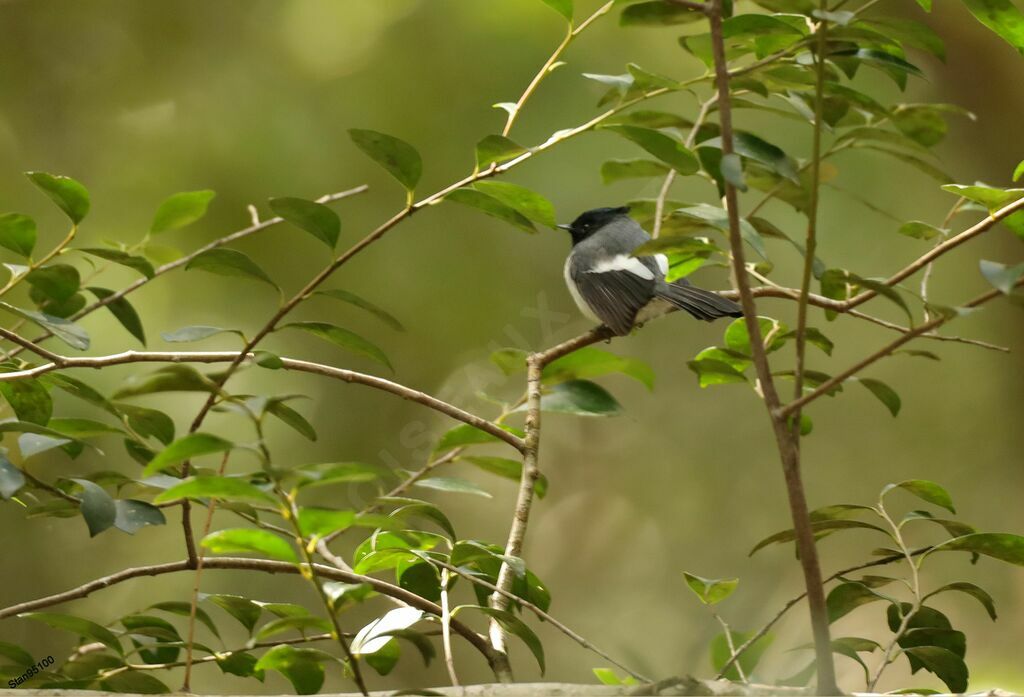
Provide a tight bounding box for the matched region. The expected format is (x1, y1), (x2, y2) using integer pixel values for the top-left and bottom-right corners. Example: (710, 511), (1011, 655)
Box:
(600, 125), (699, 175)
(142, 432), (234, 476)
(297, 507), (356, 537)
(0, 379), (52, 426)
(101, 671), (170, 694)
(925, 582), (997, 621)
(0, 302), (89, 350)
(185, 248), (277, 288)
(672, 204), (767, 258)
(826, 582), (888, 622)
(474, 181), (556, 228)
(710, 630), (773, 681)
(117, 404), (175, 444)
(683, 572), (738, 605)
(538, 379), (621, 416)
(962, 0), (1024, 56)
(463, 455), (549, 498)
(903, 646), (969, 693)
(25, 172), (90, 224)
(542, 346), (654, 389)
(414, 476), (492, 498)
(70, 478), (117, 537)
(160, 325), (242, 343)
(150, 190), (216, 234)
(897, 221), (945, 240)
(460, 606), (544, 674)
(704, 132), (798, 182)
(0, 641), (33, 667)
(933, 532), (1024, 566)
(720, 153), (747, 191)
(20, 611), (122, 654)
(316, 289), (404, 331)
(750, 519), (889, 555)
(980, 259), (1024, 294)
(435, 423), (502, 452)
(202, 527), (298, 563)
(78, 248), (155, 279)
(349, 128), (422, 192)
(114, 499), (166, 534)
(883, 479), (955, 513)
(539, 0), (572, 21)
(253, 616), (331, 642)
(204, 594), (262, 633)
(620, 0), (704, 26)
(268, 197), (340, 248)
(153, 475), (276, 505)
(858, 378), (901, 417)
(601, 159), (670, 184)
(725, 316), (788, 355)
(254, 645), (326, 695)
(475, 135), (527, 170)
(216, 651), (263, 679)
(688, 354), (748, 388)
(941, 183), (1024, 211)
(1015, 160), (1024, 182)
(0, 454), (26, 499)
(491, 347), (528, 375)
(0, 214), (37, 257)
(444, 188), (535, 234)
(283, 321), (392, 370)
(86, 287), (146, 345)
(267, 400), (317, 442)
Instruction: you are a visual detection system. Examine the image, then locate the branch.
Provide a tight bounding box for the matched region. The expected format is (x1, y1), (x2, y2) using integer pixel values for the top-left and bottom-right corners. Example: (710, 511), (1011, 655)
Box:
(0, 350), (524, 453)
(0, 556), (500, 669)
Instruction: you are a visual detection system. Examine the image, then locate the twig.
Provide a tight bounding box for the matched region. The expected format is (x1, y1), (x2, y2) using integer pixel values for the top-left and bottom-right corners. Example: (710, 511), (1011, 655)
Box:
(440, 568), (459, 687)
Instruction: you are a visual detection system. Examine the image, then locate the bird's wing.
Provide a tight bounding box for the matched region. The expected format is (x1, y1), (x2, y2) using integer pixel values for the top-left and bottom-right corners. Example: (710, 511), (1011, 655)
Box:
(570, 254), (657, 335)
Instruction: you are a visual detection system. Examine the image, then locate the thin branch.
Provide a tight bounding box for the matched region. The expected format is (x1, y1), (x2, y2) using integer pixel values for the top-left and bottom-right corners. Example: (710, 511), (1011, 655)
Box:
(0, 351), (524, 453)
(440, 569), (459, 687)
(0, 556), (499, 670)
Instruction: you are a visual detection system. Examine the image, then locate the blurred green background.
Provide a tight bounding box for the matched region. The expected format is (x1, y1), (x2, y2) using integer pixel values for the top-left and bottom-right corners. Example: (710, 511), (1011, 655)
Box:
(0, 0), (1022, 693)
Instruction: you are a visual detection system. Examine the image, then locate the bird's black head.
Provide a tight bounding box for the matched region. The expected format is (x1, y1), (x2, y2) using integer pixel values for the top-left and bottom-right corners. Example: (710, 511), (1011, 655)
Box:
(557, 206), (631, 245)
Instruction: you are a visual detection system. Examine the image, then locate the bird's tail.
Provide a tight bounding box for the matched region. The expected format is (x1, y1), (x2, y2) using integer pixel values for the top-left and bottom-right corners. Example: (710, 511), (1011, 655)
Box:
(655, 279), (743, 321)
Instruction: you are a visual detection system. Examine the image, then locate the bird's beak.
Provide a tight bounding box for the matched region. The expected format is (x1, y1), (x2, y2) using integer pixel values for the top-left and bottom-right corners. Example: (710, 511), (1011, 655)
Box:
(557, 223), (573, 231)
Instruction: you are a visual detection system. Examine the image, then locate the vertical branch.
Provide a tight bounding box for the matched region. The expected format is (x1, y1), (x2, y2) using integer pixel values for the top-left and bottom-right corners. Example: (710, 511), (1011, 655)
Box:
(440, 568), (460, 687)
(705, 0), (839, 692)
(487, 354), (544, 681)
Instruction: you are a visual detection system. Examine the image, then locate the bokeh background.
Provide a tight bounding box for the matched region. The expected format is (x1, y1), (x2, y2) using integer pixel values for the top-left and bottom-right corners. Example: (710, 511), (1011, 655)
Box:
(1, 0), (1022, 693)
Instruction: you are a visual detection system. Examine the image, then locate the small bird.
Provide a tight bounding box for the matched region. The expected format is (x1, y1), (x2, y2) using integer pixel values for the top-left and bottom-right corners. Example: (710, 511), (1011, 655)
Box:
(558, 206), (742, 336)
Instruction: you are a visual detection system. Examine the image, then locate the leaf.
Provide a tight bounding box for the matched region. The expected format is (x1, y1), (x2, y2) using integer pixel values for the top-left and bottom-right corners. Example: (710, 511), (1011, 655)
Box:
(683, 572), (738, 605)
(720, 153), (747, 191)
(0, 301), (89, 350)
(897, 221), (945, 240)
(113, 499), (166, 534)
(204, 594), (262, 633)
(903, 646), (969, 693)
(473, 181), (556, 228)
(688, 355), (748, 388)
(116, 404), (175, 444)
(25, 172), (90, 224)
(933, 532), (1024, 566)
(352, 607), (424, 656)
(185, 248), (277, 288)
(883, 479), (955, 513)
(444, 188), (535, 234)
(0, 213), (37, 257)
(538, 379), (621, 415)
(1015, 159), (1024, 182)
(827, 582), (888, 622)
(620, 0), (704, 26)
(316, 289), (404, 331)
(435, 423), (500, 452)
(78, 248), (155, 279)
(858, 378), (901, 416)
(216, 651), (262, 679)
(267, 400), (317, 442)
(297, 507), (356, 537)
(725, 316), (788, 355)
(491, 347), (528, 375)
(461, 606), (545, 674)
(710, 630), (773, 681)
(283, 321), (392, 370)
(86, 287), (146, 345)
(253, 616), (332, 642)
(539, 0), (572, 21)
(601, 159), (670, 184)
(153, 475), (276, 505)
(268, 197), (340, 248)
(542, 346), (654, 389)
(142, 433), (234, 476)
(703, 132), (798, 182)
(926, 582), (997, 621)
(0, 454), (26, 499)
(980, 259), (1024, 294)
(0, 379), (52, 426)
(463, 455), (549, 498)
(150, 190), (215, 234)
(19, 611), (121, 654)
(202, 527), (298, 563)
(0, 641), (33, 667)
(349, 128), (422, 192)
(254, 645), (326, 695)
(414, 476), (492, 498)
(101, 671), (170, 694)
(69, 478), (117, 537)
(962, 0), (1024, 56)
(750, 519), (889, 555)
(475, 135), (527, 170)
(600, 125), (699, 175)
(160, 325), (242, 343)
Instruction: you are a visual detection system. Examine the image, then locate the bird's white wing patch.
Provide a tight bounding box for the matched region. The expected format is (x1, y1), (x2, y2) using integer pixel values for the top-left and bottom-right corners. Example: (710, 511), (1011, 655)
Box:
(591, 254), (655, 280)
(655, 254), (669, 276)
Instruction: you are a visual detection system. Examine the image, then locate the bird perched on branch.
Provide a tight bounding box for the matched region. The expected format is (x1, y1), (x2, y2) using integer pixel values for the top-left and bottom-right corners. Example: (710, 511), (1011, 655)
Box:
(558, 206), (742, 336)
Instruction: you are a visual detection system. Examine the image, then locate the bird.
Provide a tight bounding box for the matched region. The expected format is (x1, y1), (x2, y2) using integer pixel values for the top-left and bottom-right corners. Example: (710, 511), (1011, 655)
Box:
(558, 206), (742, 336)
